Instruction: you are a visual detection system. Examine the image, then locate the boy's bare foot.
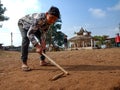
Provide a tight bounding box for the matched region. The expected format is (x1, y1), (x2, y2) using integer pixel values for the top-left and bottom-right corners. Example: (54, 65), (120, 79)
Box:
(40, 61), (52, 66)
(21, 64), (31, 71)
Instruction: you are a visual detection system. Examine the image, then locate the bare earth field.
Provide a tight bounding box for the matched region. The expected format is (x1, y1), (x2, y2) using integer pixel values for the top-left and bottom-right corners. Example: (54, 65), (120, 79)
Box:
(0, 48), (120, 90)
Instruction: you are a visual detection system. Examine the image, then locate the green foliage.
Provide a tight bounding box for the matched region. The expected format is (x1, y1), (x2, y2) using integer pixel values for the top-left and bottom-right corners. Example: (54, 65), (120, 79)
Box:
(93, 35), (109, 45)
(93, 35), (109, 46)
(0, 15), (9, 21)
(46, 19), (66, 47)
(0, 3), (9, 21)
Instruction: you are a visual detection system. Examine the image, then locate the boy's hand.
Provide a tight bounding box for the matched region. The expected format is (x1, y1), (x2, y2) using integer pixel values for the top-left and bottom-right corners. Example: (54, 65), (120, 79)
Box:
(35, 43), (42, 54)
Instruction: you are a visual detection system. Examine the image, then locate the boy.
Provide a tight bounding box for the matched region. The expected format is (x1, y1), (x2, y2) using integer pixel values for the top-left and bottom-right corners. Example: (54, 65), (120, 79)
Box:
(64, 35), (68, 50)
(18, 6), (60, 71)
(115, 33), (120, 47)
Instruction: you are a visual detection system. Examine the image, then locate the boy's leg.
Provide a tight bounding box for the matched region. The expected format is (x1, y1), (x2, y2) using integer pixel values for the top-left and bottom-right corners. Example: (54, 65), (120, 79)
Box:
(18, 24), (30, 66)
(40, 49), (49, 66)
(40, 49), (46, 60)
(34, 30), (49, 66)
(35, 32), (47, 65)
(116, 43), (118, 47)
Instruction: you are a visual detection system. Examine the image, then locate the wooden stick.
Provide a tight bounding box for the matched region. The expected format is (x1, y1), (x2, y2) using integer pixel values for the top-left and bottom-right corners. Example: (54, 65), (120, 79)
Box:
(51, 72), (64, 81)
(42, 53), (69, 75)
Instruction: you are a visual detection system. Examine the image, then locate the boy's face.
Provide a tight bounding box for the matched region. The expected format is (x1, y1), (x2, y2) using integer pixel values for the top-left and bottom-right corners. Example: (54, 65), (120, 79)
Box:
(46, 13), (58, 24)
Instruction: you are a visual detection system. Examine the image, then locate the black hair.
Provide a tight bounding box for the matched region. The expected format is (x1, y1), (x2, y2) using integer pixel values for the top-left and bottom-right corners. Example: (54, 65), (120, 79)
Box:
(48, 6), (60, 18)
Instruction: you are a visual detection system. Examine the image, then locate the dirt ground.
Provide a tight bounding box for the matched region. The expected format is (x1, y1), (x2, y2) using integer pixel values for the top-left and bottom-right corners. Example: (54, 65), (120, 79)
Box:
(0, 48), (120, 90)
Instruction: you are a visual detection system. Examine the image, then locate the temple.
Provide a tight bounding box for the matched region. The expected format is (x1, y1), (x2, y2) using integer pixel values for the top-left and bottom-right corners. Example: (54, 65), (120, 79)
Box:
(69, 27), (94, 50)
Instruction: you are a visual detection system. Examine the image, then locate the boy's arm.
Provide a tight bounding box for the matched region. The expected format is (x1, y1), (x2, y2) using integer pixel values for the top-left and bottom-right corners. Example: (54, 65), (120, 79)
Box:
(27, 25), (43, 54)
(27, 25), (38, 46)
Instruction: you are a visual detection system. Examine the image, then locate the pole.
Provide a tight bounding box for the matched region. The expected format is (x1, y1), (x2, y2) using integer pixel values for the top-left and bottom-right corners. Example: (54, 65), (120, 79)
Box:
(42, 53), (69, 75)
(11, 32), (13, 46)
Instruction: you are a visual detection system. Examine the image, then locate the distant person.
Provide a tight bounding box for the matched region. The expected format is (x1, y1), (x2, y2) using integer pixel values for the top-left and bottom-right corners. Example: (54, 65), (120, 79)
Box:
(18, 6), (60, 71)
(115, 33), (120, 47)
(64, 35), (68, 50)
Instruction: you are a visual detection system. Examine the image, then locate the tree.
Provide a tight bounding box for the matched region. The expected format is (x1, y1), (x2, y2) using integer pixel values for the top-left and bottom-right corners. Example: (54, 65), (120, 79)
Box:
(46, 19), (65, 47)
(93, 35), (109, 46)
(0, 1), (9, 22)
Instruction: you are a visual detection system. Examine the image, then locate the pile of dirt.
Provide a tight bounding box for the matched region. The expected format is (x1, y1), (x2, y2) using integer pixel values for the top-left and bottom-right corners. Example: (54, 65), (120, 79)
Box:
(0, 48), (120, 90)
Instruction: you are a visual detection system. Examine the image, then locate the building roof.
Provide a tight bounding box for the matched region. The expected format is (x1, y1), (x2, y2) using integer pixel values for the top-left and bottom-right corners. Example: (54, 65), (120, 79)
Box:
(69, 27), (92, 42)
(69, 35), (92, 42)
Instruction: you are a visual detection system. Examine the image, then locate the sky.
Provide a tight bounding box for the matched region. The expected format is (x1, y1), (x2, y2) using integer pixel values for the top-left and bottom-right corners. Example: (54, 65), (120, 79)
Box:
(0, 0), (120, 46)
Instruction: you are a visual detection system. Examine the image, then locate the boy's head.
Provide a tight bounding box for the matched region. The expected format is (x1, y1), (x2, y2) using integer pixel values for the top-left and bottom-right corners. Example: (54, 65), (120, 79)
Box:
(116, 33), (119, 36)
(46, 6), (60, 24)
(48, 6), (60, 19)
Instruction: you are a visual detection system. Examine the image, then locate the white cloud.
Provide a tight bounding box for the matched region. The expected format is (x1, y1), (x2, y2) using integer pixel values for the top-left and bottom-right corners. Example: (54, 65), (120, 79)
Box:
(2, 0), (41, 32)
(0, 0), (41, 46)
(107, 1), (120, 11)
(88, 8), (106, 18)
